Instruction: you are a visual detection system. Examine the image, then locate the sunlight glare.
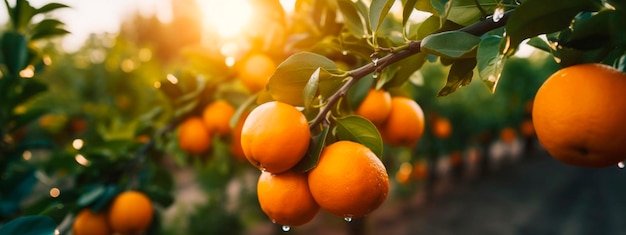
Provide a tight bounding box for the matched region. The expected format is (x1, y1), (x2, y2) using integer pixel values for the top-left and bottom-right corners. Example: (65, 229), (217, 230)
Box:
(198, 0), (253, 38)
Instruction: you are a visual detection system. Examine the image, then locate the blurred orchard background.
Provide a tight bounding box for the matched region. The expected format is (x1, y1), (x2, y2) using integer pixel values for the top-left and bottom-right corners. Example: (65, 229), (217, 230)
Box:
(0, 0), (571, 234)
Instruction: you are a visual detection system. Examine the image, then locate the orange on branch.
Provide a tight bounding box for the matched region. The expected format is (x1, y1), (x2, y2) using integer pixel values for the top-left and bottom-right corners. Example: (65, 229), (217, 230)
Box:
(257, 171), (319, 226)
(239, 53), (277, 93)
(379, 97), (425, 148)
(108, 191), (154, 235)
(533, 63), (626, 167)
(72, 209), (111, 235)
(355, 89), (392, 125)
(432, 117), (452, 139)
(202, 100), (236, 135)
(178, 117), (212, 155)
(308, 141), (389, 218)
(241, 101), (310, 173)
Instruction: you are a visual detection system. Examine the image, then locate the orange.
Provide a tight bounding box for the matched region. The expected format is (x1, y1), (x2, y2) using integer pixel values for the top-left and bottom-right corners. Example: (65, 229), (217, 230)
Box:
(108, 191), (154, 235)
(241, 101), (310, 173)
(229, 111), (250, 161)
(379, 97), (425, 147)
(257, 171), (319, 226)
(395, 162), (413, 185)
(239, 53), (277, 92)
(499, 127), (517, 144)
(202, 100), (236, 135)
(178, 117), (212, 154)
(308, 141), (389, 218)
(72, 208), (111, 235)
(355, 89), (392, 125)
(520, 119), (535, 138)
(413, 160), (428, 180)
(432, 117), (452, 139)
(533, 63), (626, 167)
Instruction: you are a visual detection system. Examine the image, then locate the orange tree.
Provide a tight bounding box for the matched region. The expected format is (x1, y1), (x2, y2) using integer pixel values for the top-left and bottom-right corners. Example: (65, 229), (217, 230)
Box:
(1, 0), (626, 234)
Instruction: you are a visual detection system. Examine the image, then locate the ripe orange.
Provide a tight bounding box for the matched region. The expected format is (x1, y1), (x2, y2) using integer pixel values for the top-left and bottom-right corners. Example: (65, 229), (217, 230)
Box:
(308, 141), (389, 218)
(432, 117), (452, 139)
(533, 63), (626, 167)
(379, 97), (425, 147)
(178, 117), (212, 154)
(241, 101), (310, 173)
(257, 171), (319, 226)
(72, 209), (111, 235)
(239, 53), (277, 92)
(108, 191), (154, 235)
(499, 127), (517, 144)
(355, 89), (392, 125)
(202, 100), (236, 135)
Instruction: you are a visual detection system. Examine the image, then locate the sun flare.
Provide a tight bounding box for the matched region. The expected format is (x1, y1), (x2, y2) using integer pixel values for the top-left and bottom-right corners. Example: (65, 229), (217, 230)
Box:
(197, 0), (253, 38)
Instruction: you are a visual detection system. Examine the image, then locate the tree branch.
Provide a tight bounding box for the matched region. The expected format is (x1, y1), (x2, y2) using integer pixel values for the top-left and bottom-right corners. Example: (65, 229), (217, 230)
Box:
(309, 10), (513, 129)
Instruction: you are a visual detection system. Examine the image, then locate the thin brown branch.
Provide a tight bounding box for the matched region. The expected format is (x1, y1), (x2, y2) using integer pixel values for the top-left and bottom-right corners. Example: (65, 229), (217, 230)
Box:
(309, 10), (514, 129)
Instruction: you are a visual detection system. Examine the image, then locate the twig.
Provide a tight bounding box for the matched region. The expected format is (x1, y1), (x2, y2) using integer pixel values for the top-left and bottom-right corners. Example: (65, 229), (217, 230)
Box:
(309, 10), (514, 129)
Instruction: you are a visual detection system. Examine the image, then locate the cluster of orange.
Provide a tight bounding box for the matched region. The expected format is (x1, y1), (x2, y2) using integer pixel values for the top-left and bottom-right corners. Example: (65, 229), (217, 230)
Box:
(178, 100), (249, 160)
(72, 191), (154, 235)
(356, 89), (428, 185)
(241, 101), (390, 227)
(356, 89), (426, 148)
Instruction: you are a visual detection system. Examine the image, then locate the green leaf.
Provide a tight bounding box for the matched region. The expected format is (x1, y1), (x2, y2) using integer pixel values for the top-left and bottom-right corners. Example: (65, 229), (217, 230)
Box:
(30, 19), (67, 40)
(334, 115), (383, 158)
(1, 31), (28, 75)
(477, 35), (506, 93)
(564, 10), (614, 50)
(421, 31), (481, 58)
(369, 0), (395, 35)
(268, 52), (339, 106)
(417, 15), (441, 40)
(30, 27), (70, 41)
(35, 2), (69, 14)
(292, 125), (330, 172)
(337, 0), (367, 37)
(402, 0), (418, 29)
(438, 58), (477, 96)
(0, 216), (56, 235)
(12, 0), (36, 31)
(347, 75), (374, 110)
(504, 0), (602, 55)
(414, 0), (437, 15)
(383, 53), (428, 88)
(303, 68), (321, 109)
(526, 36), (552, 53)
(77, 185), (106, 207)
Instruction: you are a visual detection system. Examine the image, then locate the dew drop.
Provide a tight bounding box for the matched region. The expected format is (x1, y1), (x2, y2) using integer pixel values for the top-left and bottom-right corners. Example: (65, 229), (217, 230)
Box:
(492, 7), (505, 22)
(342, 50), (348, 56)
(282, 225), (291, 232)
(372, 73), (379, 79)
(344, 216), (353, 222)
(618, 161), (625, 169)
(372, 57), (379, 66)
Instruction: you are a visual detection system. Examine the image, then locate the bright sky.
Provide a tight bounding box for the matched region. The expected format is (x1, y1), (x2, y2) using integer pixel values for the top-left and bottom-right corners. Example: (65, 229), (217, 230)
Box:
(1, 0), (172, 52)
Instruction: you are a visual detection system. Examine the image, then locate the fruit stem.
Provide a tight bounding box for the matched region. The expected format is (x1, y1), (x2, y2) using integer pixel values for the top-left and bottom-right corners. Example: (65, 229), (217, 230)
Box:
(308, 10), (514, 130)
